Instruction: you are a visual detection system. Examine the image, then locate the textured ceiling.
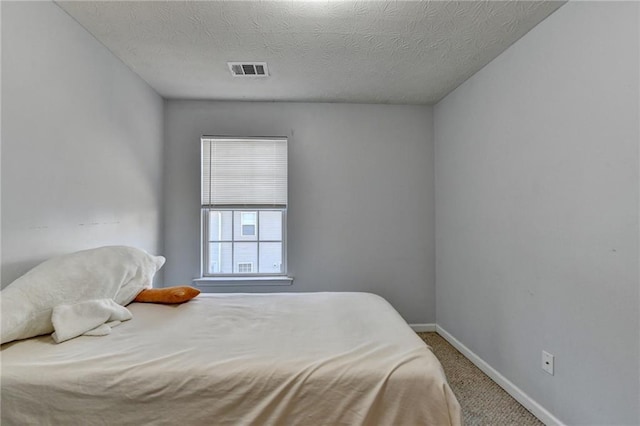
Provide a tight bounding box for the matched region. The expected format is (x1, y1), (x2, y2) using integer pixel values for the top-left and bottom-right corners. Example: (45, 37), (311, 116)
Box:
(56, 1), (564, 104)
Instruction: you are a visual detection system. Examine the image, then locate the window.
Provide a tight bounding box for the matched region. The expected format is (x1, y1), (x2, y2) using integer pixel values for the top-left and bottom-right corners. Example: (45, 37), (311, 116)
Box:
(204, 209), (284, 275)
(201, 137), (287, 278)
(241, 212), (256, 236)
(237, 262), (253, 273)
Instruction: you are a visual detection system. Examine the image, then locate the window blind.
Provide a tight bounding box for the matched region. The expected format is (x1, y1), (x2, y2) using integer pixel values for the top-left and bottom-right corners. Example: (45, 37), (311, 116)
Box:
(201, 137), (288, 207)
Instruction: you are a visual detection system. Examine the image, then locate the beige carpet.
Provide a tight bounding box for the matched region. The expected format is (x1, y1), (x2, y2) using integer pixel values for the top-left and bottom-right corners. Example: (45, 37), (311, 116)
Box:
(417, 332), (542, 426)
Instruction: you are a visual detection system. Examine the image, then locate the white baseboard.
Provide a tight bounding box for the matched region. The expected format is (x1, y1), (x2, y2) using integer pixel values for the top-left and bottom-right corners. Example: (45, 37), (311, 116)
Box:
(409, 323), (436, 332)
(435, 325), (565, 426)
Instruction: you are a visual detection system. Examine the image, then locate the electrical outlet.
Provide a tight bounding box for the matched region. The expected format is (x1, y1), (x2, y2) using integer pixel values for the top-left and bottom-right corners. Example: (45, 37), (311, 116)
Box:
(542, 351), (554, 375)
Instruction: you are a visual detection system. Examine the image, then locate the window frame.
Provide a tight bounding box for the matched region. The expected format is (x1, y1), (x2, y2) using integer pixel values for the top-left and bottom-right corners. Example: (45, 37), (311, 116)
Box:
(199, 136), (290, 283)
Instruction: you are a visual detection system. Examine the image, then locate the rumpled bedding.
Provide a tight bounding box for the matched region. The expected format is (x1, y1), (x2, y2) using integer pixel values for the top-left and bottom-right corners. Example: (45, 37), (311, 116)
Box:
(0, 246), (165, 344)
(51, 298), (133, 343)
(1, 292), (462, 426)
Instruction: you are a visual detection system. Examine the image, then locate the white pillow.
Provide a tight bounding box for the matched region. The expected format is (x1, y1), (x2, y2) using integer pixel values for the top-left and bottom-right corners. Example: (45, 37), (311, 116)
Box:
(1, 246), (165, 344)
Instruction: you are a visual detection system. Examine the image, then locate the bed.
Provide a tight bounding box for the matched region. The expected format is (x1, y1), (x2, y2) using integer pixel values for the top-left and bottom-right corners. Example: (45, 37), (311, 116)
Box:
(1, 292), (461, 425)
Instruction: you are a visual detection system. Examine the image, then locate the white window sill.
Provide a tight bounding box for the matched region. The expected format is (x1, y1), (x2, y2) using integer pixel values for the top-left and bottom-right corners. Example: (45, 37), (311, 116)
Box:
(193, 276), (294, 287)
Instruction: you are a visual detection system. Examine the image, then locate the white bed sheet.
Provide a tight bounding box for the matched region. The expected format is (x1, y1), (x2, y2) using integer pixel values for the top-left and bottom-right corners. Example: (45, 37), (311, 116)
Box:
(1, 292), (461, 425)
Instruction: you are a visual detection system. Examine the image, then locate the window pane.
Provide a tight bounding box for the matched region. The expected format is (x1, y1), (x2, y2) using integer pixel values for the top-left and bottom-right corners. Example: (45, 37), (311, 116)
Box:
(208, 242), (232, 274)
(242, 224), (256, 236)
(234, 242), (257, 273)
(259, 211), (282, 241)
(259, 242), (282, 273)
(234, 211), (257, 241)
(208, 210), (232, 241)
(204, 208), (285, 276)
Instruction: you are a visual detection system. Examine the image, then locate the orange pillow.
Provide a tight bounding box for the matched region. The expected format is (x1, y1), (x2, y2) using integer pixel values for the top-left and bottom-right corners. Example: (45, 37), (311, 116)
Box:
(134, 286), (200, 304)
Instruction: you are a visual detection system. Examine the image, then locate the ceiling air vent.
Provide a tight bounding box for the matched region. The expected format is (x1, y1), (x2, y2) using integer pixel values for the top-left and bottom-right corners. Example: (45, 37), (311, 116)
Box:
(228, 62), (269, 77)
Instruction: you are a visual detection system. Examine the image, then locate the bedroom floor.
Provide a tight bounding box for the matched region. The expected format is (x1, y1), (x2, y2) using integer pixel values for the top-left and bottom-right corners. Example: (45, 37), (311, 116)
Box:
(417, 332), (542, 426)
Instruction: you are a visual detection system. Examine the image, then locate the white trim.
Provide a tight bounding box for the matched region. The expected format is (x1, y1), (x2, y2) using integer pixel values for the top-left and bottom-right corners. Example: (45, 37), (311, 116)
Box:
(409, 323), (436, 332)
(435, 325), (565, 426)
(194, 276), (293, 287)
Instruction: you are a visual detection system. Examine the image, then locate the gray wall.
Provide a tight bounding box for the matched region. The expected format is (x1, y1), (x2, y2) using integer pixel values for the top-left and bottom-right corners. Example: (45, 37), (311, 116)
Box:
(1, 1), (164, 285)
(434, 2), (639, 424)
(164, 101), (435, 323)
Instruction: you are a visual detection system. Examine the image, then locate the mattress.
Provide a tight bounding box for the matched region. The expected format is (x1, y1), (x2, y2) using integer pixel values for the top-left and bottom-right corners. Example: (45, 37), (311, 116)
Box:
(1, 292), (461, 425)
